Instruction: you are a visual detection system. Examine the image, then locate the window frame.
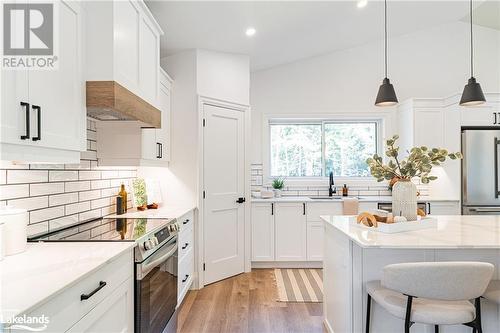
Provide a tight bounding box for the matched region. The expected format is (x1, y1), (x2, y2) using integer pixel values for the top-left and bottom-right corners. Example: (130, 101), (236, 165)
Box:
(267, 117), (383, 179)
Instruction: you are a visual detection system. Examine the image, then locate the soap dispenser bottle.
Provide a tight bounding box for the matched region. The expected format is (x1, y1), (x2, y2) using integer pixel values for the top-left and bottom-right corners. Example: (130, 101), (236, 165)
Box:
(342, 184), (348, 197)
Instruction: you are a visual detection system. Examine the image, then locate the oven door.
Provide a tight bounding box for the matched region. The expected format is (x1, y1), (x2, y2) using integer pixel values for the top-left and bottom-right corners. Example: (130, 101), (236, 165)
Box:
(135, 236), (178, 333)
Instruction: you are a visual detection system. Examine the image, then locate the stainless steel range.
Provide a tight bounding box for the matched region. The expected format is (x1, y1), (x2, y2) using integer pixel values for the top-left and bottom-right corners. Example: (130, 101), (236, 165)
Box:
(30, 217), (180, 333)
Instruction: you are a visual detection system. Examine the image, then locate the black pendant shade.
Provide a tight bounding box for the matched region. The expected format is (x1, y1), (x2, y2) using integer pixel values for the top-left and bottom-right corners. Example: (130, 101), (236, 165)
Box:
(374, 0), (398, 107)
(460, 0), (486, 106)
(375, 78), (398, 106)
(460, 77), (486, 106)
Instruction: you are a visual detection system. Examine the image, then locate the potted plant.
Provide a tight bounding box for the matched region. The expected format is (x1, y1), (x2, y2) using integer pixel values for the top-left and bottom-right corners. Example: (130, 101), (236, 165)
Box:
(366, 135), (461, 220)
(272, 177), (285, 198)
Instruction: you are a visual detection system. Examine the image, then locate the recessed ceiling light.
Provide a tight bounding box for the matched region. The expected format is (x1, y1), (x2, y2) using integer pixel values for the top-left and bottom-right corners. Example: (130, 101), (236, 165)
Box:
(357, 0), (368, 8)
(245, 27), (256, 37)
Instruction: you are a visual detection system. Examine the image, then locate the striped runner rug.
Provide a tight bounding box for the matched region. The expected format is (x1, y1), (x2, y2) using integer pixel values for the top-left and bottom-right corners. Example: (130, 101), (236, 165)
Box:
(274, 268), (323, 303)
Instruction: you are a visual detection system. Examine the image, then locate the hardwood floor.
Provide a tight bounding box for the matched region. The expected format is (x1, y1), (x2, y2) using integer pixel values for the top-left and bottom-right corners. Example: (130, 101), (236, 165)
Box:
(177, 269), (325, 333)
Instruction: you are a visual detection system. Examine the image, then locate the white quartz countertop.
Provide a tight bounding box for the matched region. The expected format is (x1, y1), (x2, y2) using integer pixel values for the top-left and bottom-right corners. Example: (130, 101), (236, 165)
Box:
(320, 215), (500, 249)
(0, 242), (134, 322)
(251, 196), (459, 203)
(106, 204), (196, 219)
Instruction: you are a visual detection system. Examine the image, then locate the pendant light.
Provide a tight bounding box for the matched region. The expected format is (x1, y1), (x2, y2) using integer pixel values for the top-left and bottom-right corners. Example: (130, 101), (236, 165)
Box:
(375, 0), (398, 107)
(459, 0), (486, 106)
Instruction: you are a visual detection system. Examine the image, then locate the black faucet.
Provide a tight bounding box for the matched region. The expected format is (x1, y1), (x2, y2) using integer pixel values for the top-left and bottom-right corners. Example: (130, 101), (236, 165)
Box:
(329, 171), (336, 197)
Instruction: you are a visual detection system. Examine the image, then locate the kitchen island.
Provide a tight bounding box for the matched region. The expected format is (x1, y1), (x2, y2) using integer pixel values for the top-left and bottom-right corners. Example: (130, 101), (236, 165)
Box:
(320, 215), (500, 333)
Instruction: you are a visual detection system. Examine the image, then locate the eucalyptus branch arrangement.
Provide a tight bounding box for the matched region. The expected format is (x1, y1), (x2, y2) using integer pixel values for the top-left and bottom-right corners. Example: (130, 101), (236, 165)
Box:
(366, 135), (462, 184)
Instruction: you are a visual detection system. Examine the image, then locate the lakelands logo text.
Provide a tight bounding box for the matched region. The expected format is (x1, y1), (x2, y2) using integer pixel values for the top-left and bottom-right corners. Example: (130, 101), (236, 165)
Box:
(3, 314), (50, 331)
(2, 2), (58, 69)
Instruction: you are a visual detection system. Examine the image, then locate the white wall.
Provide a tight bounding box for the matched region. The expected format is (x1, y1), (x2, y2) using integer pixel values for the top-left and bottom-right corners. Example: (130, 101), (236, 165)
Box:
(251, 22), (500, 165)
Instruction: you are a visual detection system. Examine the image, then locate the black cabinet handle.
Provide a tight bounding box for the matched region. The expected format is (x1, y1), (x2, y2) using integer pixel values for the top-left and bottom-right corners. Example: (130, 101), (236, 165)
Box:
(32, 105), (41, 141)
(159, 143), (163, 158)
(20, 102), (30, 140)
(182, 274), (189, 283)
(182, 243), (189, 249)
(156, 142), (160, 158)
(303, 203), (306, 215)
(427, 202), (431, 215)
(236, 197), (246, 204)
(271, 203), (274, 215)
(183, 219), (189, 225)
(80, 281), (106, 301)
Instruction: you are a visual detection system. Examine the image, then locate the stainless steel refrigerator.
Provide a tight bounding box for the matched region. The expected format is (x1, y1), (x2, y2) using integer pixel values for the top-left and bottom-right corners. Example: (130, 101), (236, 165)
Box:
(462, 129), (500, 215)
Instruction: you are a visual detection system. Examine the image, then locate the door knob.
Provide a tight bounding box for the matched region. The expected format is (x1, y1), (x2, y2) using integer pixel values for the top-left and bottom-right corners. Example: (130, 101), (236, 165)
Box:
(236, 197), (246, 204)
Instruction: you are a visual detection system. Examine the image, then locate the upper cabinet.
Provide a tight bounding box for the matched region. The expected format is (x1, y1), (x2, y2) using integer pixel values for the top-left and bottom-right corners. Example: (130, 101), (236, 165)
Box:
(96, 68), (172, 167)
(0, 0), (86, 163)
(84, 0), (163, 110)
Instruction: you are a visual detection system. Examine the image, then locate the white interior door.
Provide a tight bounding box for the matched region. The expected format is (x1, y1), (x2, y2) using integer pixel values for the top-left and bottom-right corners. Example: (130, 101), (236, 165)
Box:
(203, 104), (245, 285)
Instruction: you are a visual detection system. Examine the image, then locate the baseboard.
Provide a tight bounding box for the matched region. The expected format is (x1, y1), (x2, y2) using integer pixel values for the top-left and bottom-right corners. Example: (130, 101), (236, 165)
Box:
(323, 318), (334, 333)
(251, 261), (323, 269)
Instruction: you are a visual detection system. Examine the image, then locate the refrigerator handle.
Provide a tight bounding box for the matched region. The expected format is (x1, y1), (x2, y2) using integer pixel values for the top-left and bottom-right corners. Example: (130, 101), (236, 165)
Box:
(495, 137), (500, 198)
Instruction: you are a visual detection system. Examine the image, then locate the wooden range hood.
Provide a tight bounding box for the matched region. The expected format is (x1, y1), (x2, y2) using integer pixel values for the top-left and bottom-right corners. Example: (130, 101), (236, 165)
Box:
(86, 81), (161, 128)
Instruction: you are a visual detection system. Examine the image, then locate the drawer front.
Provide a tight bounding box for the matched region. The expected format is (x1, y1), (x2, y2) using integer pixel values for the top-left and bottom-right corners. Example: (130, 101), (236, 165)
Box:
(306, 202), (342, 222)
(178, 248), (194, 303)
(178, 226), (194, 262)
(18, 249), (133, 333)
(178, 210), (194, 232)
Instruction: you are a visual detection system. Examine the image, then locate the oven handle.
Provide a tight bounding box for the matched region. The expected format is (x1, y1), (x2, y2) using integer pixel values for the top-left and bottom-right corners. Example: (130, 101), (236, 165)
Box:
(139, 238), (177, 278)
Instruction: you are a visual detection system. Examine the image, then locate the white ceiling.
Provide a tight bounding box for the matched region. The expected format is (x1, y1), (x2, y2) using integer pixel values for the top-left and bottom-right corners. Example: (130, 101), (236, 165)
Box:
(146, 1), (489, 72)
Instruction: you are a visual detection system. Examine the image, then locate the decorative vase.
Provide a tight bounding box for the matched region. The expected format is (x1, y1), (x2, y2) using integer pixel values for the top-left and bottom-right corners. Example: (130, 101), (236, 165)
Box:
(391, 179), (417, 221)
(274, 189), (282, 198)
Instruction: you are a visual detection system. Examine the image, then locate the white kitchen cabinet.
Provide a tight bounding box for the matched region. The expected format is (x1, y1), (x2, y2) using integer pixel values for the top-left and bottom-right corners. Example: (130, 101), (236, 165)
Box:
(0, 0), (85, 163)
(12, 249), (133, 333)
(67, 278), (134, 333)
(275, 202), (307, 261)
(85, 0), (163, 108)
(251, 203), (275, 261)
(358, 202), (378, 212)
(306, 222), (324, 261)
(96, 69), (172, 167)
(427, 201), (460, 215)
(306, 202), (343, 221)
(178, 210), (195, 305)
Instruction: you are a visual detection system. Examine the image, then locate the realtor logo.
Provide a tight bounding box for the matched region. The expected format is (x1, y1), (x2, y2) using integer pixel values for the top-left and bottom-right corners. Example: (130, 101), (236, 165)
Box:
(2, 2), (58, 69)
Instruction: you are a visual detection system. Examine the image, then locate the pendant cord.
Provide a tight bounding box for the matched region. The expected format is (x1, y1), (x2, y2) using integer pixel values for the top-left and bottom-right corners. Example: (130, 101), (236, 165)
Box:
(470, 0), (474, 78)
(384, 0), (388, 78)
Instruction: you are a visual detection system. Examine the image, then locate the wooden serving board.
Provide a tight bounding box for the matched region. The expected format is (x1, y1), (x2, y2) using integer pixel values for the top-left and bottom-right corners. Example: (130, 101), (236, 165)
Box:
(349, 216), (437, 234)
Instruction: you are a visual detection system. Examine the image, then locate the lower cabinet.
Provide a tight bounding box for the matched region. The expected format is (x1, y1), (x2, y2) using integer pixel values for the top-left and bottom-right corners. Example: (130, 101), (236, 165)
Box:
(67, 278), (134, 333)
(275, 203), (307, 261)
(427, 201), (460, 215)
(251, 203), (275, 261)
(306, 222), (324, 261)
(177, 210), (195, 305)
(12, 249), (134, 333)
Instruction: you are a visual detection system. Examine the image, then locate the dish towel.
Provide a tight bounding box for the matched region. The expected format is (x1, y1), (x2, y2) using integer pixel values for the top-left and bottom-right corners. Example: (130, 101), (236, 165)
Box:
(342, 198), (359, 215)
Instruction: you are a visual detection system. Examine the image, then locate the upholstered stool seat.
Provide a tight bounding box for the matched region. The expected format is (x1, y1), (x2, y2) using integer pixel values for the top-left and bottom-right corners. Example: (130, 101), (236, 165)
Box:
(366, 281), (476, 325)
(483, 280), (500, 303)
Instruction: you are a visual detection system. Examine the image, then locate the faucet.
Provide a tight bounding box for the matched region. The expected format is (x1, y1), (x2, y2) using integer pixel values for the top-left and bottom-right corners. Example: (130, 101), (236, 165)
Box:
(329, 172), (336, 197)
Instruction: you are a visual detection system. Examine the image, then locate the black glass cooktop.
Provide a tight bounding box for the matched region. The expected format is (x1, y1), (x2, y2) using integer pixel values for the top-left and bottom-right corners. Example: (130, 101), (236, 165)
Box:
(29, 218), (173, 242)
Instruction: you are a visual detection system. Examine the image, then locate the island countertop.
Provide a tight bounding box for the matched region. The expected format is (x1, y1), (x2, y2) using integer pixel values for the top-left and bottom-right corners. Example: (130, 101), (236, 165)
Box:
(320, 215), (500, 249)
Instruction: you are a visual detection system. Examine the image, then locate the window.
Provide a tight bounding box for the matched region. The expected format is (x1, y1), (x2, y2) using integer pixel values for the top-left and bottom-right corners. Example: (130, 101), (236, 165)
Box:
(270, 121), (378, 177)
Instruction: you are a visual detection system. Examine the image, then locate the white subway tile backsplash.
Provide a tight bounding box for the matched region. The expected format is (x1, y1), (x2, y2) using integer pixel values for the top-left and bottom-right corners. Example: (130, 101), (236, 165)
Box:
(49, 170), (78, 182)
(49, 214), (79, 231)
(49, 193), (79, 206)
(91, 179), (111, 190)
(79, 170), (101, 180)
(7, 196), (48, 211)
(27, 222), (48, 237)
(30, 183), (65, 196)
(0, 184), (30, 200)
(79, 208), (102, 222)
(79, 190), (101, 202)
(7, 170), (48, 184)
(30, 206), (65, 223)
(0, 119), (137, 227)
(65, 201), (91, 215)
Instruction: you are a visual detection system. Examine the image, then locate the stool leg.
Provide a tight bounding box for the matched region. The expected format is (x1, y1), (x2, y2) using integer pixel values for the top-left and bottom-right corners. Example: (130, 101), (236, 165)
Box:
(434, 325), (439, 333)
(366, 294), (372, 333)
(404, 295), (413, 333)
(475, 298), (483, 333)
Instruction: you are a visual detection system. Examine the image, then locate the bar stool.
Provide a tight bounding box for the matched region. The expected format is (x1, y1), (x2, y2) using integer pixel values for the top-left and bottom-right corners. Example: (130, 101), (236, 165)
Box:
(365, 262), (494, 333)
